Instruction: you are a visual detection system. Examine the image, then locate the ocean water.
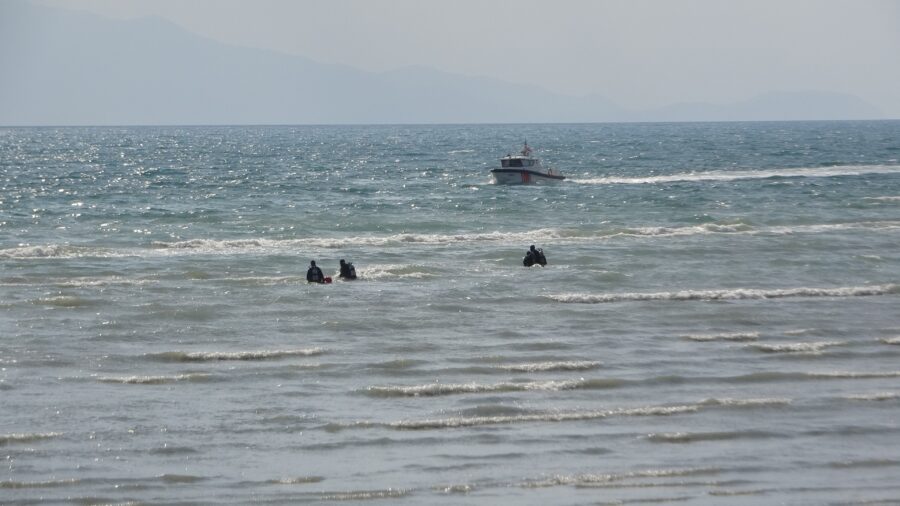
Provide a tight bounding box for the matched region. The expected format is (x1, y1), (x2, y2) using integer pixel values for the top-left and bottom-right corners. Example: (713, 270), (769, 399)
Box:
(1, 121), (899, 505)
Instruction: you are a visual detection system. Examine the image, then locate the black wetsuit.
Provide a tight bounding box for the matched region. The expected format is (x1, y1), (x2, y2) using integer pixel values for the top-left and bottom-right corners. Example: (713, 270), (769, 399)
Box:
(339, 262), (357, 280)
(307, 266), (325, 283)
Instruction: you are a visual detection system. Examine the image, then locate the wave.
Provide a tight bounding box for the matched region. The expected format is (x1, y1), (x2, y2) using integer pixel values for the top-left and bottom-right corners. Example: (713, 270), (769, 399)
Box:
(571, 164), (900, 185)
(268, 476), (326, 485)
(97, 373), (211, 384)
(365, 378), (621, 397)
(389, 404), (700, 430)
(1, 276), (157, 288)
(646, 430), (782, 443)
(0, 244), (122, 259)
(159, 474), (207, 484)
(748, 341), (846, 354)
(151, 228), (570, 252)
(699, 397), (792, 408)
(356, 263), (435, 280)
(882, 337), (900, 345)
(864, 196), (900, 201)
(0, 478), (80, 489)
(843, 392), (899, 401)
(6, 219), (899, 261)
(30, 295), (97, 308)
(494, 361), (601, 372)
(320, 489), (410, 501)
(522, 467), (721, 488)
(682, 332), (759, 342)
(548, 284), (899, 304)
(727, 371), (900, 383)
(148, 348), (324, 362)
(0, 432), (63, 446)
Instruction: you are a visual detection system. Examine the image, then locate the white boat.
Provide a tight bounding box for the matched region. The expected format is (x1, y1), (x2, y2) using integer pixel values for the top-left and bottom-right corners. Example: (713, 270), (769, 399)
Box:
(490, 142), (565, 184)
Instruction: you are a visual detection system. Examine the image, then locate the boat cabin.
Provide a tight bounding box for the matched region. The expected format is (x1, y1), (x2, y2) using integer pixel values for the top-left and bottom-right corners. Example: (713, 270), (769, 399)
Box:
(501, 157), (537, 168)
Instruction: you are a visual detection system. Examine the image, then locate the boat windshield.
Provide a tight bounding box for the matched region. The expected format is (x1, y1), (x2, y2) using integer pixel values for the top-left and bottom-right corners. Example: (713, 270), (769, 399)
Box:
(501, 158), (534, 168)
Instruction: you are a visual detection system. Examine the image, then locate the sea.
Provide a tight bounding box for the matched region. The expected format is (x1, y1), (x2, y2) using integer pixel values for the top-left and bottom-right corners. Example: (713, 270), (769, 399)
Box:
(2, 121), (899, 505)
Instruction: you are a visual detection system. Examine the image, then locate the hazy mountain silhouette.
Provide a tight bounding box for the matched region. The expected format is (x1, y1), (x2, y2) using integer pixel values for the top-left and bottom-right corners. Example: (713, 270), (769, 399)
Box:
(0, 1), (884, 126)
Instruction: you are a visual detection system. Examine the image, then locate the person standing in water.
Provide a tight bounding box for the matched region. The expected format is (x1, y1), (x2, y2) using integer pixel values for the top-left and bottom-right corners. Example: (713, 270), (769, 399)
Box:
(338, 259), (357, 280)
(306, 260), (325, 283)
(523, 245), (547, 267)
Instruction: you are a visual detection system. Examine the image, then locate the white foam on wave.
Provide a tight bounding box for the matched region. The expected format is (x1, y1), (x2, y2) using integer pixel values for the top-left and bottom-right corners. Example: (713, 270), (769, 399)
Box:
(0, 244), (130, 259)
(549, 284), (899, 304)
(7, 218), (899, 262)
(700, 397), (792, 407)
(0, 478), (80, 489)
(522, 467), (720, 488)
(151, 348), (324, 362)
(97, 373), (211, 384)
(571, 164), (900, 185)
(389, 404), (700, 430)
(810, 371), (900, 379)
(0, 432), (63, 445)
(495, 361), (601, 372)
(748, 341), (846, 354)
(682, 332), (760, 342)
(864, 196), (900, 201)
(320, 489), (409, 501)
(356, 263), (434, 280)
(844, 392), (899, 401)
(881, 336), (900, 345)
(152, 228), (569, 252)
(366, 379), (607, 397)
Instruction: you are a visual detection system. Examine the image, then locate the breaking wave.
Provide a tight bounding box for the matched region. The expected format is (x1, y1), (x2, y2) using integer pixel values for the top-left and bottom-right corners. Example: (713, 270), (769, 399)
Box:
(682, 332), (760, 342)
(97, 373), (212, 384)
(646, 430), (782, 443)
(5, 220), (899, 261)
(748, 341), (846, 354)
(548, 284), (899, 304)
(494, 361), (601, 372)
(521, 467), (720, 488)
(365, 378), (620, 397)
(0, 432), (63, 446)
(320, 488), (410, 501)
(843, 392), (899, 401)
(571, 164), (900, 185)
(0, 478), (80, 489)
(149, 348), (324, 362)
(389, 404), (700, 430)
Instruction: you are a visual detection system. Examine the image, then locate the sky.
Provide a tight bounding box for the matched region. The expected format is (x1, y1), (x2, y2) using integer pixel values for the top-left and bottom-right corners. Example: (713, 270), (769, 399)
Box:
(23, 0), (900, 117)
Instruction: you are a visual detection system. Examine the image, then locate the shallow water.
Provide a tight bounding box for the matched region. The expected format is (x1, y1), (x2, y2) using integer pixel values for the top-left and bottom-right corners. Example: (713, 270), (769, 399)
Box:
(2, 121), (900, 504)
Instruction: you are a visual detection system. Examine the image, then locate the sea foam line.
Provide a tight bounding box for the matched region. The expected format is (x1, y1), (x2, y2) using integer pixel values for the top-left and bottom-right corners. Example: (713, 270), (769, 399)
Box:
(748, 341), (846, 354)
(570, 164), (900, 185)
(365, 378), (619, 397)
(682, 332), (760, 342)
(148, 348), (324, 362)
(0, 432), (63, 446)
(97, 373), (212, 384)
(5, 219), (900, 260)
(548, 284), (899, 304)
(389, 404), (700, 430)
(494, 360), (601, 372)
(522, 467), (722, 489)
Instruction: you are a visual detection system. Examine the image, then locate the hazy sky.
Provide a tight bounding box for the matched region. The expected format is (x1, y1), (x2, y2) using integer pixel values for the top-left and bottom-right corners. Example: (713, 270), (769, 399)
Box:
(29, 0), (900, 115)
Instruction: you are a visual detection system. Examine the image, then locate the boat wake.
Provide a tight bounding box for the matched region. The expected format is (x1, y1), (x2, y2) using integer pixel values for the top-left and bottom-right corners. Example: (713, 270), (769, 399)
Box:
(570, 164), (900, 185)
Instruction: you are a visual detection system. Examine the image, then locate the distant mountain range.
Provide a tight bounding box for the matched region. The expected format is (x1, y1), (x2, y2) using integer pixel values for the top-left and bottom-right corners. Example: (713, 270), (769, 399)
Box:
(0, 1), (884, 126)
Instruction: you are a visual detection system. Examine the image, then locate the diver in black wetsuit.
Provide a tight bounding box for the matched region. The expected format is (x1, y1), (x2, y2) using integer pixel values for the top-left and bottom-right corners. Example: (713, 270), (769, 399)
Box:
(523, 245), (547, 267)
(338, 259), (357, 280)
(306, 260), (325, 283)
